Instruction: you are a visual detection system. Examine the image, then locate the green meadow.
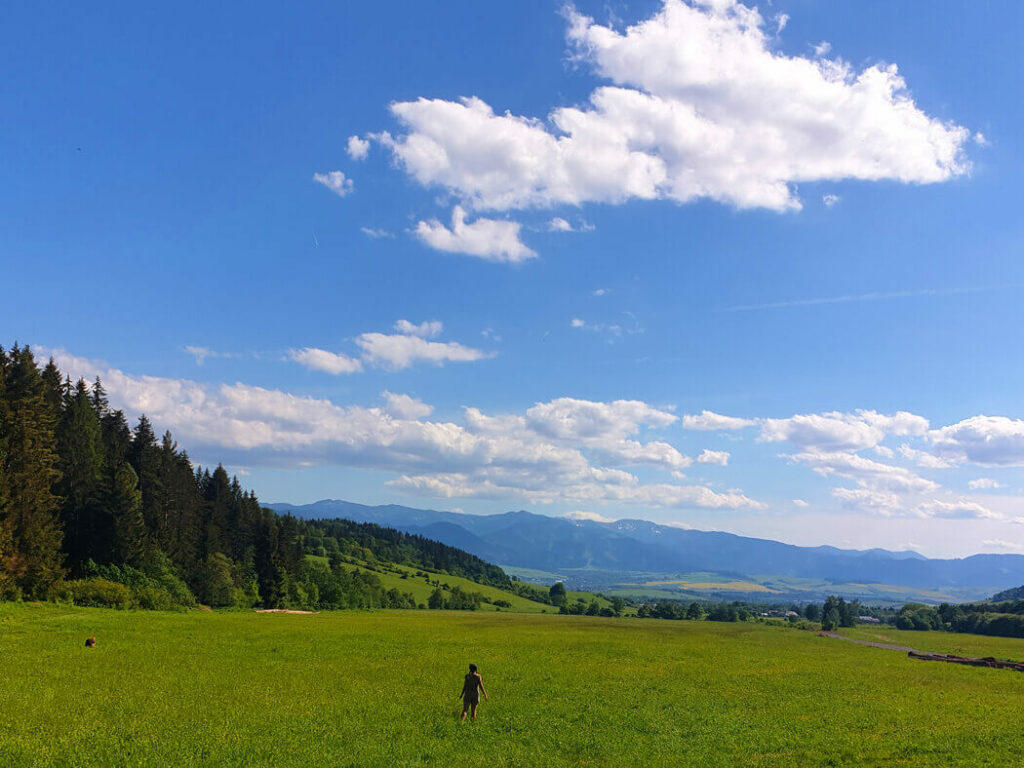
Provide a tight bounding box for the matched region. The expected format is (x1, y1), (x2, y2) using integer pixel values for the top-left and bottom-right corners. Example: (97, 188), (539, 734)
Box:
(2, 604), (1023, 768)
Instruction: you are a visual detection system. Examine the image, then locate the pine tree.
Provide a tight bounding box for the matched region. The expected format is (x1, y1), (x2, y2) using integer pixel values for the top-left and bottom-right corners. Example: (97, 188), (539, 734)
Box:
(109, 462), (146, 564)
(56, 379), (107, 569)
(2, 346), (65, 597)
(0, 347), (17, 598)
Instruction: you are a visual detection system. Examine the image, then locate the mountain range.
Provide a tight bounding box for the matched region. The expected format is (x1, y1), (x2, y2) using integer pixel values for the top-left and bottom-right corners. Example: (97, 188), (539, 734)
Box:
(268, 500), (1024, 597)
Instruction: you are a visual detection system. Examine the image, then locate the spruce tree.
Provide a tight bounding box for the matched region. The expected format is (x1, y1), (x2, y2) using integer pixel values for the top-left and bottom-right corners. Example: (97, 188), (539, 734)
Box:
(56, 379), (107, 569)
(2, 346), (64, 597)
(0, 347), (17, 597)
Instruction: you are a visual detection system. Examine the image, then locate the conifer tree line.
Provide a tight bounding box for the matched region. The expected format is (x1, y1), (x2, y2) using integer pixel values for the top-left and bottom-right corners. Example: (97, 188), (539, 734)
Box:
(0, 345), (511, 610)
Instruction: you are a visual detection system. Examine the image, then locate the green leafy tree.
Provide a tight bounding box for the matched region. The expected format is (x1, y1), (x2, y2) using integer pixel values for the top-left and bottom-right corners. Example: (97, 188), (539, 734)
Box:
(549, 581), (567, 605)
(428, 586), (446, 609)
(686, 602), (705, 620)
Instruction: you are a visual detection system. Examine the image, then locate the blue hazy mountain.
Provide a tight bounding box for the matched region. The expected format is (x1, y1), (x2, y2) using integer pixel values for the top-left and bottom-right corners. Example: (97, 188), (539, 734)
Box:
(268, 500), (1024, 591)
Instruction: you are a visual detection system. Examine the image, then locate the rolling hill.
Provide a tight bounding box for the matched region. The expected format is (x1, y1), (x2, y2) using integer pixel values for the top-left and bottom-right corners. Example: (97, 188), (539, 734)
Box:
(269, 500), (1024, 601)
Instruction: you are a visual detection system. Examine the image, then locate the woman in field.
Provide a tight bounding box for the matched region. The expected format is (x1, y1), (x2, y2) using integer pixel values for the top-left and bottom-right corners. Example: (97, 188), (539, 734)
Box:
(459, 663), (488, 721)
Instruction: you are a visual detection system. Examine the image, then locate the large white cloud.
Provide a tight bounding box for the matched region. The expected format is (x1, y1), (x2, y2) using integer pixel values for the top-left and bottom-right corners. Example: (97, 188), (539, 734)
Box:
(377, 0), (969, 214)
(760, 410), (928, 452)
(414, 206), (536, 263)
(929, 416), (1024, 466)
(45, 350), (759, 511)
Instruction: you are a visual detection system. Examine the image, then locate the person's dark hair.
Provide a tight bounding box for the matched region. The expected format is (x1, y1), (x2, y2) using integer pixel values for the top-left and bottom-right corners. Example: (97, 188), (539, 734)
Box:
(469, 663), (477, 673)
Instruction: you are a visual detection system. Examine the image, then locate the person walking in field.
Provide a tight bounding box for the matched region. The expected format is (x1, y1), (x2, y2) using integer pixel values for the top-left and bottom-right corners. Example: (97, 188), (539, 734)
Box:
(459, 663), (488, 721)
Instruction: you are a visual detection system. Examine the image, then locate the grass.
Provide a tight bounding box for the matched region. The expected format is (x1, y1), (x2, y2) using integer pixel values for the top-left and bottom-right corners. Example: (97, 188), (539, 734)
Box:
(839, 625), (1024, 662)
(324, 558), (555, 613)
(2, 604), (1024, 767)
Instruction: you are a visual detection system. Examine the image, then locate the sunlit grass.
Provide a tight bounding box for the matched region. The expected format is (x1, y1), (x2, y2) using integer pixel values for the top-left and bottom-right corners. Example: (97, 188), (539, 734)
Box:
(1, 604), (1022, 767)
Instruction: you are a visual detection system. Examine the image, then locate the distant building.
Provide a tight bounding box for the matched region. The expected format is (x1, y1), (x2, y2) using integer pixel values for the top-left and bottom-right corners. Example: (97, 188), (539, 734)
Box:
(858, 615), (881, 624)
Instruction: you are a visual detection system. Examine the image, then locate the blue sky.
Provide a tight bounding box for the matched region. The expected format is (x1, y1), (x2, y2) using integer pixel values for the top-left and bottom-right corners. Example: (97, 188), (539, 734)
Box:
(5, 0), (1024, 556)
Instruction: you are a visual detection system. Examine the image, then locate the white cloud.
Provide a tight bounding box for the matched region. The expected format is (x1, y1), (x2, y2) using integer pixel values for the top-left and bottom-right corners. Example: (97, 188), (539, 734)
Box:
(347, 135), (370, 160)
(355, 332), (490, 370)
(969, 477), (1004, 490)
(414, 206), (536, 263)
(394, 319), (443, 338)
(898, 443), (954, 469)
(361, 227), (394, 239)
(288, 347), (364, 375)
(697, 449), (730, 466)
(548, 217), (574, 232)
(788, 451), (938, 494)
(382, 391), (433, 419)
(917, 500), (997, 520)
(593, 288), (609, 297)
(525, 397), (678, 440)
(930, 416), (1024, 466)
(681, 410), (756, 431)
(793, 499), (809, 507)
(184, 346), (214, 365)
(313, 170), (354, 197)
(564, 510), (617, 523)
(981, 539), (1024, 552)
(813, 41), (831, 57)
(822, 193), (840, 207)
(46, 349), (761, 511)
(760, 410), (928, 452)
(874, 445), (895, 458)
(376, 0), (969, 214)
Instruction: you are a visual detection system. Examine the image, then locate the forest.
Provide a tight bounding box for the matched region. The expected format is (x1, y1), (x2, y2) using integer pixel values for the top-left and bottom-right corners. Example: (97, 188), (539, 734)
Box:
(0, 344), (519, 611)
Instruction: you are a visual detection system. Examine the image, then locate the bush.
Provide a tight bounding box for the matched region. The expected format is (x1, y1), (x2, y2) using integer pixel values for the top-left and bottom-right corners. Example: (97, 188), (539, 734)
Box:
(64, 578), (133, 609)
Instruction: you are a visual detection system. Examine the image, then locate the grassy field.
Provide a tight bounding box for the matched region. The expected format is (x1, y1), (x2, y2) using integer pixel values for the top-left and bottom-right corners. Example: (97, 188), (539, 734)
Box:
(839, 625), (1024, 661)
(319, 558), (555, 613)
(2, 604), (1023, 767)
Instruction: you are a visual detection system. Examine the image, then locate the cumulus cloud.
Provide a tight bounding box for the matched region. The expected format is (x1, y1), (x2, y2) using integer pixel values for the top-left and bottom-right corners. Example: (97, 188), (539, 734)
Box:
(45, 349), (761, 512)
(788, 451), (938, 494)
(697, 449), (730, 466)
(898, 443), (954, 469)
(313, 170), (354, 196)
(822, 193), (840, 207)
(916, 500), (997, 520)
(394, 319), (443, 338)
(548, 217), (574, 232)
(289, 347), (364, 375)
(414, 206), (536, 263)
(929, 416), (1024, 466)
(760, 410), (928, 452)
(968, 477), (1004, 490)
(288, 321), (488, 374)
(375, 0), (969, 214)
(382, 391), (433, 420)
(355, 332), (489, 370)
(681, 410), (757, 431)
(347, 135), (370, 160)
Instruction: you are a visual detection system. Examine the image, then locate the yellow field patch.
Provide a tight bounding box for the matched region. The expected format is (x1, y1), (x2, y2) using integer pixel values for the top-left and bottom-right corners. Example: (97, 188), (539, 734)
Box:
(644, 579), (778, 593)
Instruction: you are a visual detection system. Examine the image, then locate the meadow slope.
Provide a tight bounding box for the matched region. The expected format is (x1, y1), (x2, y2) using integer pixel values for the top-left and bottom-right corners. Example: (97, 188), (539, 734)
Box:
(1, 604), (1022, 767)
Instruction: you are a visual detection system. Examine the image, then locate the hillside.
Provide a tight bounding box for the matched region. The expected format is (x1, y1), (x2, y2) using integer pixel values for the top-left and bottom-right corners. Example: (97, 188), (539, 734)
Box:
(269, 500), (1024, 601)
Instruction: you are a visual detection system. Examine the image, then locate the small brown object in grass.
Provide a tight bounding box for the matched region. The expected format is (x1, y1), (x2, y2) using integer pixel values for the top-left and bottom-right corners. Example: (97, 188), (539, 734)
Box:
(85, 637), (97, 647)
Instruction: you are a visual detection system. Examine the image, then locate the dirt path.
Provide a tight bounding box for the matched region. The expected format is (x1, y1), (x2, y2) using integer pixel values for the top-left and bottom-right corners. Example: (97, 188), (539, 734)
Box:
(819, 631), (918, 653)
(819, 631), (1024, 672)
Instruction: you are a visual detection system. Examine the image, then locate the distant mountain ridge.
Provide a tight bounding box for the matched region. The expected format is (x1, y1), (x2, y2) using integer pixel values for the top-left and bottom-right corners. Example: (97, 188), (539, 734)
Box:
(268, 500), (1024, 593)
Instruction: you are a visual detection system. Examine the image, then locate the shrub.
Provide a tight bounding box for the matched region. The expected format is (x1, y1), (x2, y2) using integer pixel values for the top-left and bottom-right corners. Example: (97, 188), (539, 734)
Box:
(65, 578), (132, 609)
